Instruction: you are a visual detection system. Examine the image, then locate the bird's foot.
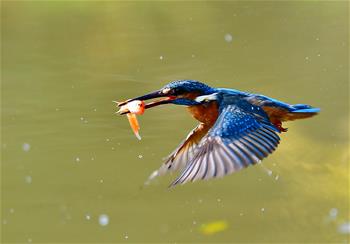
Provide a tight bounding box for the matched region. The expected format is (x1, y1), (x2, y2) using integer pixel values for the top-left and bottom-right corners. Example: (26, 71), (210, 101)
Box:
(274, 120), (288, 132)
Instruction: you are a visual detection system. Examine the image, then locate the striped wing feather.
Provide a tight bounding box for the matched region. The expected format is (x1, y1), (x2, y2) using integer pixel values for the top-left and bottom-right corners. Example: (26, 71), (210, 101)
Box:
(170, 104), (280, 186)
(146, 123), (210, 182)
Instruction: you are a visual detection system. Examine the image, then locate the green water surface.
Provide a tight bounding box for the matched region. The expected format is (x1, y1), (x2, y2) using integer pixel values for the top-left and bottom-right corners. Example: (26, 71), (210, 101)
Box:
(1, 1), (349, 243)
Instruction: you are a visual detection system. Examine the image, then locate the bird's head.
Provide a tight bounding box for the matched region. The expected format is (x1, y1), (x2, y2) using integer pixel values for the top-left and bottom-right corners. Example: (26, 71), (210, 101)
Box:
(117, 80), (216, 113)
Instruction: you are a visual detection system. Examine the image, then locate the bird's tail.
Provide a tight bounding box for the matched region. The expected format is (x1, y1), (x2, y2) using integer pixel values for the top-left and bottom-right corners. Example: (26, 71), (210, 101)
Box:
(284, 104), (320, 121)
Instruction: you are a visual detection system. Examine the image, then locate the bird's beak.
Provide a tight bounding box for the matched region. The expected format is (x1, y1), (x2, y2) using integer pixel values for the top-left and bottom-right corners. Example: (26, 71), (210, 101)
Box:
(117, 90), (177, 114)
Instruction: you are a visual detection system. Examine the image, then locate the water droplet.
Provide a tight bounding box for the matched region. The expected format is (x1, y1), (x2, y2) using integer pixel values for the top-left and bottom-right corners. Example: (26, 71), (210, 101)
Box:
(99, 179), (104, 183)
(338, 221), (350, 234)
(75, 157), (80, 162)
(261, 208), (265, 213)
(106, 138), (110, 142)
(22, 143), (31, 152)
(25, 175), (32, 184)
(80, 117), (84, 121)
(85, 214), (91, 220)
(275, 175), (279, 181)
(329, 208), (338, 219)
(138, 154), (143, 159)
(159, 56), (164, 60)
(98, 214), (109, 226)
(60, 205), (67, 212)
(9, 208), (15, 214)
(191, 54), (195, 58)
(124, 234), (129, 239)
(224, 33), (233, 42)
(217, 198), (221, 202)
(193, 220), (197, 225)
(27, 238), (32, 243)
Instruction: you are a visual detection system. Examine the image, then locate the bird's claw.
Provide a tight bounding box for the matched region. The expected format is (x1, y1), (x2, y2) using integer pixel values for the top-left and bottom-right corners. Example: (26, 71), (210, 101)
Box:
(273, 120), (288, 132)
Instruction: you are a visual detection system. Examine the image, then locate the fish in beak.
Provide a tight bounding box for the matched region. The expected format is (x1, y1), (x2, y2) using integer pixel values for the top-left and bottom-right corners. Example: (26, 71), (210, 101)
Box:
(116, 90), (177, 115)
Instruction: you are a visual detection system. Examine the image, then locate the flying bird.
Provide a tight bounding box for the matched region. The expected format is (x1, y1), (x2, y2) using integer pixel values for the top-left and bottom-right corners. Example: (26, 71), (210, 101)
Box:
(118, 80), (320, 187)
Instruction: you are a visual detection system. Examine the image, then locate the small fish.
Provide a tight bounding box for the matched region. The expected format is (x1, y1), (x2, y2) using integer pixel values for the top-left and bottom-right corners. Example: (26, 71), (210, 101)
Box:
(117, 100), (145, 140)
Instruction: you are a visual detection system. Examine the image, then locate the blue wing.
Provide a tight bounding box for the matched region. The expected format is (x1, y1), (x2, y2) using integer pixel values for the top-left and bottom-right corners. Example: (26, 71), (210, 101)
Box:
(170, 103), (281, 186)
(146, 123), (210, 183)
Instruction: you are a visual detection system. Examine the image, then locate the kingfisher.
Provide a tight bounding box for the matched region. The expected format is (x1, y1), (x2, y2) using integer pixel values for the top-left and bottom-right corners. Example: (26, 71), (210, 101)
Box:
(117, 80), (320, 187)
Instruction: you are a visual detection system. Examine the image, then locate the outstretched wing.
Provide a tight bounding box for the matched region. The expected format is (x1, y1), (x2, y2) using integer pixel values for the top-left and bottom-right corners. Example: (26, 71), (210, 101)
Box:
(170, 104), (281, 186)
(146, 123), (210, 182)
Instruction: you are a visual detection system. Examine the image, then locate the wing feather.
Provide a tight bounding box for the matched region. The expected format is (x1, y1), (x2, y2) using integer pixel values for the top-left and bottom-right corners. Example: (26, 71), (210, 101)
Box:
(170, 103), (281, 186)
(146, 123), (210, 182)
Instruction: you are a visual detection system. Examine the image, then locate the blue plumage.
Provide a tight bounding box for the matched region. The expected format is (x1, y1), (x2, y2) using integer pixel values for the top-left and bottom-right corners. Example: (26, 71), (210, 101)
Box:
(162, 80), (215, 95)
(291, 104), (321, 113)
(119, 79), (320, 186)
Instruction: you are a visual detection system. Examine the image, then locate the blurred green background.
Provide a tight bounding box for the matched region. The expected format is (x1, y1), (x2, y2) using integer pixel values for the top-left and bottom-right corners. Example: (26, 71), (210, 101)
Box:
(1, 1), (349, 243)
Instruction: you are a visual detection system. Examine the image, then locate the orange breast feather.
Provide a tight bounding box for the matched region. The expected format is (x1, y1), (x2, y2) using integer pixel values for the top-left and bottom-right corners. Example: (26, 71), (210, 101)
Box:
(187, 101), (219, 126)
